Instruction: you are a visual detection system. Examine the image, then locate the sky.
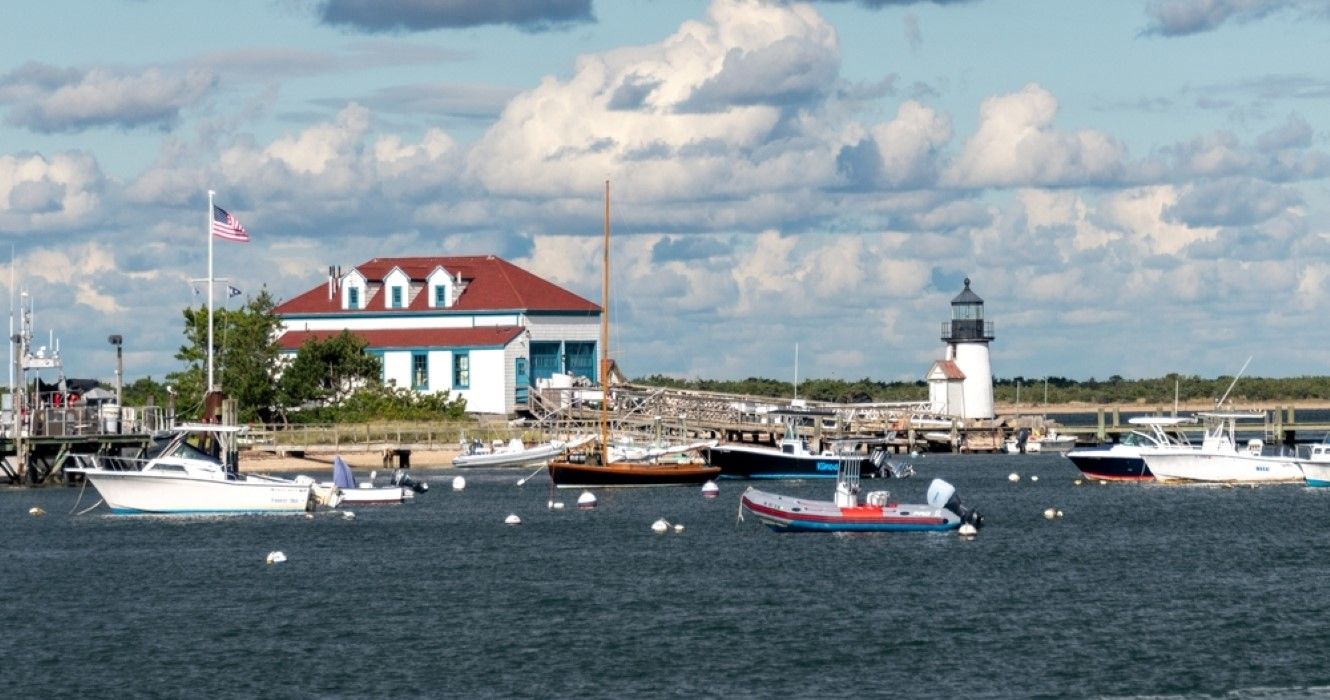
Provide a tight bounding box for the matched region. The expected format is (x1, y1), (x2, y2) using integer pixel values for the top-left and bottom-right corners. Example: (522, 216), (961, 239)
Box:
(3, 0), (1330, 388)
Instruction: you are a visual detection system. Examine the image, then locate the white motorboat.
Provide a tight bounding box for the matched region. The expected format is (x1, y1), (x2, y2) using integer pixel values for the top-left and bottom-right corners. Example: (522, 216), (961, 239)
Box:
(1065, 416), (1197, 482)
(68, 423), (315, 514)
(1005, 427), (1077, 454)
(1297, 434), (1330, 487)
(312, 455), (416, 505)
(452, 435), (593, 468)
(1140, 412), (1303, 484)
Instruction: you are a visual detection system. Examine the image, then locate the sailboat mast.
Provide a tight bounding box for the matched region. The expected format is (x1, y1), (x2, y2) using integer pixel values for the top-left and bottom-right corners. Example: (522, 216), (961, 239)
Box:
(600, 180), (610, 463)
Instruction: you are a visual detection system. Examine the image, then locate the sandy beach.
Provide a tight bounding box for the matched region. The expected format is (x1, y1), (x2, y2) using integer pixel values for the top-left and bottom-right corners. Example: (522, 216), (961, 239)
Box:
(239, 449), (462, 474)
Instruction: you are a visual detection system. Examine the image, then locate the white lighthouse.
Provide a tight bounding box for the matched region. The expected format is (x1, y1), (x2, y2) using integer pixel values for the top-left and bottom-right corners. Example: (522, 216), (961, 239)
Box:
(927, 278), (995, 420)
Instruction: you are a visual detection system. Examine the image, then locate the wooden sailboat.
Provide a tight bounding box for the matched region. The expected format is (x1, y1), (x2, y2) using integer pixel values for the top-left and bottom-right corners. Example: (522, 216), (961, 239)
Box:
(546, 182), (721, 489)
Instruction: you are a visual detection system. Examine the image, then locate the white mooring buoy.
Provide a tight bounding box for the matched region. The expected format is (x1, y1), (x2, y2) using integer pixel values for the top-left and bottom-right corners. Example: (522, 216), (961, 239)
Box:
(28, 506), (45, 516)
(958, 523), (978, 538)
(1008, 472), (1020, 483)
(1044, 507), (1057, 520)
(548, 500), (565, 510)
(452, 476), (466, 491)
(342, 511), (356, 520)
(673, 523), (685, 533)
(651, 518), (671, 534)
(504, 513), (522, 525)
(577, 491), (598, 509)
(1030, 475), (1039, 483)
(266, 551), (287, 565)
(701, 481), (719, 499)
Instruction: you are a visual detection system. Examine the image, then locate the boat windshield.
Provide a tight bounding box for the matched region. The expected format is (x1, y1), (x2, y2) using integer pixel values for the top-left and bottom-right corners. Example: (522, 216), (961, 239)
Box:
(1120, 431), (1157, 447)
(167, 438), (222, 464)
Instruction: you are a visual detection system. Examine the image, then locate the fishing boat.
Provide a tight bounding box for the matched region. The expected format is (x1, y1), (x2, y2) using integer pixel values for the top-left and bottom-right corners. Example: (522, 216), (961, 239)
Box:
(453, 435), (593, 468)
(312, 455), (415, 505)
(708, 412), (910, 480)
(739, 453), (981, 533)
(546, 182), (720, 489)
(1065, 416), (1197, 482)
(68, 423), (315, 515)
(1296, 434), (1330, 487)
(1140, 412), (1303, 484)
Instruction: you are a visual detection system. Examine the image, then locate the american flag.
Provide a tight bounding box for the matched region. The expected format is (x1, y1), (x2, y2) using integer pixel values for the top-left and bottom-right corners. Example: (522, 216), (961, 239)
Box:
(211, 205), (249, 242)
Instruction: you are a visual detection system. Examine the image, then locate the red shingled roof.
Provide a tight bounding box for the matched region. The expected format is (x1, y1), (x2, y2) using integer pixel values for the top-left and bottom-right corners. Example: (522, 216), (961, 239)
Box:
(278, 327), (525, 351)
(273, 255), (599, 315)
(930, 360), (966, 381)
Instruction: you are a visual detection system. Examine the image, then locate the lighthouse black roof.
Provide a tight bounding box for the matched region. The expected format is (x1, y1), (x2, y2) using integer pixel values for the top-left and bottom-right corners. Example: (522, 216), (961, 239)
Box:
(951, 278), (983, 305)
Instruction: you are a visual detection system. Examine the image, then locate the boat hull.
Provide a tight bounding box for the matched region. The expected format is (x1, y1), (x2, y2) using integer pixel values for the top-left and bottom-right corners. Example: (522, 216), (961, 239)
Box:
(739, 488), (960, 533)
(1299, 460), (1330, 487)
(452, 444), (565, 469)
(547, 460), (721, 488)
(707, 445), (865, 480)
(84, 471), (315, 514)
(1066, 447), (1153, 482)
(1142, 450), (1304, 484)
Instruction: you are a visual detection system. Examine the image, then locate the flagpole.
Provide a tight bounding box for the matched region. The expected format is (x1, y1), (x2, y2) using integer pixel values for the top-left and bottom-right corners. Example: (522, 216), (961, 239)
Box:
(207, 189), (215, 394)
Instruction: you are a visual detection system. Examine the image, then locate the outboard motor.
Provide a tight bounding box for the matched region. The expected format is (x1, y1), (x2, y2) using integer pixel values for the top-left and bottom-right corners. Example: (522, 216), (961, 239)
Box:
(925, 478), (984, 528)
(391, 469), (429, 493)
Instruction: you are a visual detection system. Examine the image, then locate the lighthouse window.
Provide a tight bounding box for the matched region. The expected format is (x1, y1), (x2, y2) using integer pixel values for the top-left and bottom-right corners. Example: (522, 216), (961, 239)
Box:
(954, 304), (982, 320)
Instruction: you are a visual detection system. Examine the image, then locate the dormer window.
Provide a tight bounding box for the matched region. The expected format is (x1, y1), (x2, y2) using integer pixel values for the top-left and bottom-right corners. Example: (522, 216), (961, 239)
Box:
(348, 287), (360, 309)
(433, 284), (446, 307)
(391, 287), (403, 308)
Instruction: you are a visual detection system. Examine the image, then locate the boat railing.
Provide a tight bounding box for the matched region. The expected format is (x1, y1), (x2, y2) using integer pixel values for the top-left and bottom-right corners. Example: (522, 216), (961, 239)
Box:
(74, 454), (149, 472)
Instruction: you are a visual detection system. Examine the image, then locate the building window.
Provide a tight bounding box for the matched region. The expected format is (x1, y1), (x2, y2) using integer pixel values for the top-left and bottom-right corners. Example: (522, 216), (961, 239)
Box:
(347, 287), (359, 309)
(411, 352), (428, 391)
(391, 286), (403, 308)
(434, 284), (446, 307)
(453, 352), (470, 389)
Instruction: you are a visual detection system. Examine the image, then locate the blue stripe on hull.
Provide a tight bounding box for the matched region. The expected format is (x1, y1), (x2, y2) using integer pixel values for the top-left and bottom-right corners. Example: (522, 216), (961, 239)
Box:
(1306, 479), (1330, 488)
(762, 519), (956, 533)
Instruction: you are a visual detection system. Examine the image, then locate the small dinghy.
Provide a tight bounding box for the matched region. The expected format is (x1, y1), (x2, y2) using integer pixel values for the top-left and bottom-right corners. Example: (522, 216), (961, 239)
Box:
(313, 456), (417, 506)
(739, 452), (982, 534)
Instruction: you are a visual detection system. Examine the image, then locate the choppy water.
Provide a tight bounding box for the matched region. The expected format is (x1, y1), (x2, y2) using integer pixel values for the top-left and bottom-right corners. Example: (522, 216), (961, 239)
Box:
(6, 455), (1330, 699)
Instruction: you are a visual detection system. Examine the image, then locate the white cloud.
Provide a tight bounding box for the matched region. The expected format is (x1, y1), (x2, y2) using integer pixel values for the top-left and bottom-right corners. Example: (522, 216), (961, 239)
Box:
(944, 84), (1126, 188)
(869, 100), (951, 187)
(0, 151), (103, 231)
(0, 62), (215, 133)
(466, 0), (843, 199)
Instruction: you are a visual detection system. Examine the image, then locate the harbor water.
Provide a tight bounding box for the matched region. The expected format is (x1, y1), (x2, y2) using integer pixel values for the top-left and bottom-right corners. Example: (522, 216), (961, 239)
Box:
(6, 454), (1330, 698)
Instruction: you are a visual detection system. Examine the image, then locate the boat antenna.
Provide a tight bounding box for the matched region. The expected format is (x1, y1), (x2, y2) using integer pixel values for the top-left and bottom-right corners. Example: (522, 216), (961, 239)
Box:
(1215, 355), (1252, 409)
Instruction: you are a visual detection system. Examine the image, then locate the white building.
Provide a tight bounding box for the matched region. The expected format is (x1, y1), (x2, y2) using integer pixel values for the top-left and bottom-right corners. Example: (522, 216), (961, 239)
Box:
(273, 256), (600, 415)
(926, 278), (995, 420)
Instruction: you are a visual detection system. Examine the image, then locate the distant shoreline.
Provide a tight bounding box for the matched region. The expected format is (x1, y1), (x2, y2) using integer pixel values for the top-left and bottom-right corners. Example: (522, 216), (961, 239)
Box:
(996, 400), (1330, 414)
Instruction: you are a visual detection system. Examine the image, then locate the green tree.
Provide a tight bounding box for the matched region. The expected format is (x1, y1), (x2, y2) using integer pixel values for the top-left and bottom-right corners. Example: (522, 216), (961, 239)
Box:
(276, 330), (382, 415)
(167, 290), (283, 422)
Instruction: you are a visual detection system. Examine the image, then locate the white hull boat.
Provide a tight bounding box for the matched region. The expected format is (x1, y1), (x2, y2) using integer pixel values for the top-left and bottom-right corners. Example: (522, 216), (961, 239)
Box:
(1141, 412), (1304, 484)
(80, 470), (315, 514)
(70, 423), (315, 515)
(1005, 428), (1076, 454)
(1297, 437), (1330, 487)
(452, 435), (593, 468)
(312, 456), (417, 505)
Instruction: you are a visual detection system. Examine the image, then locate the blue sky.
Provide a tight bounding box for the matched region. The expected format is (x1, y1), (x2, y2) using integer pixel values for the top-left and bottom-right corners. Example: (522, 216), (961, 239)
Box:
(3, 0), (1329, 387)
